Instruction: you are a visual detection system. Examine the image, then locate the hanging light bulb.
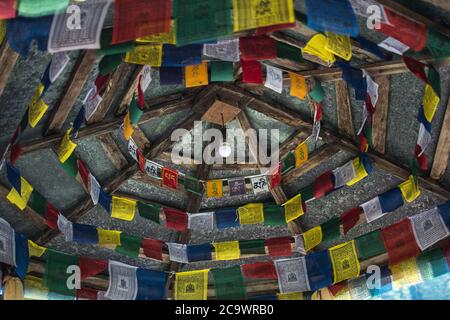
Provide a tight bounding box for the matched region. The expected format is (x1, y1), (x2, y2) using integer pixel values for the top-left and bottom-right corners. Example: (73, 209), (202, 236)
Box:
(218, 113), (232, 158)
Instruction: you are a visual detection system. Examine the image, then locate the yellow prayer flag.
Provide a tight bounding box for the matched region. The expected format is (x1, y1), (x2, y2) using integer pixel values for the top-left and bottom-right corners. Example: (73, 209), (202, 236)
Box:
(174, 269), (209, 300)
(423, 84), (440, 122)
(390, 257), (422, 288)
(324, 32), (352, 61)
(206, 180), (223, 198)
(97, 228), (122, 246)
(0, 20), (6, 46)
(333, 286), (352, 300)
(6, 177), (34, 211)
(185, 62), (209, 88)
(28, 240), (47, 258)
(57, 128), (77, 163)
(213, 241), (240, 261)
(329, 241), (360, 284)
(28, 83), (48, 128)
(303, 226), (322, 252)
(137, 21), (176, 44)
(283, 194), (304, 222)
(111, 196), (137, 221)
(289, 73), (307, 100)
(295, 141), (308, 168)
(302, 34), (336, 66)
(277, 292), (304, 300)
(124, 44), (163, 66)
(123, 112), (134, 141)
(398, 175), (420, 203)
(346, 158), (368, 187)
(24, 276), (49, 300)
(238, 203), (264, 224)
(232, 0), (295, 32)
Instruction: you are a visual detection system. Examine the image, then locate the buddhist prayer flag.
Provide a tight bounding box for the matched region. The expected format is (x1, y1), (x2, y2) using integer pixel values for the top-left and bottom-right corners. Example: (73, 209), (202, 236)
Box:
(58, 128), (77, 163)
(206, 180), (223, 198)
(321, 216), (341, 243)
(303, 226), (323, 252)
(72, 224), (99, 244)
(167, 243), (188, 263)
(266, 237), (292, 257)
(313, 171), (334, 199)
(112, 0), (171, 44)
(294, 141), (308, 168)
(214, 241), (240, 261)
(240, 239), (266, 255)
(264, 204), (286, 226)
(116, 234), (142, 259)
(228, 178), (247, 196)
(283, 194), (304, 222)
(422, 84), (440, 123)
(163, 208), (188, 231)
(390, 258), (422, 288)
(325, 32), (352, 61)
(162, 167), (179, 190)
(238, 203), (264, 225)
(0, 0), (16, 19)
(277, 292), (303, 300)
(175, 270), (209, 300)
(426, 28), (450, 59)
(378, 36), (410, 56)
(309, 78), (325, 103)
(250, 176), (269, 195)
(44, 249), (79, 297)
(135, 268), (167, 300)
(241, 60), (263, 84)
(341, 207), (362, 234)
(274, 257), (310, 293)
(242, 262), (277, 280)
(302, 34), (336, 66)
(105, 261), (138, 300)
(141, 238), (164, 261)
(187, 244), (212, 262)
(329, 241), (360, 284)
(240, 35), (277, 61)
(212, 266), (246, 300)
(137, 20), (177, 44)
(184, 175), (202, 195)
(185, 61), (209, 88)
(382, 219), (421, 265)
(410, 208), (449, 251)
(305, 251), (333, 291)
(333, 159), (357, 188)
(203, 39), (240, 62)
(210, 61), (234, 82)
(232, 0), (295, 32)
(7, 16), (52, 57)
(187, 212), (215, 231)
(98, 228), (122, 247)
(215, 208), (239, 229)
(264, 65), (283, 93)
(290, 73), (307, 100)
(28, 240), (46, 258)
(346, 157), (369, 186)
(162, 44), (203, 66)
(18, 0), (68, 18)
(282, 152), (296, 174)
(160, 67), (183, 85)
(28, 83), (48, 128)
(78, 256), (107, 280)
(7, 177), (33, 211)
(399, 175), (420, 203)
(111, 196), (137, 221)
(0, 218), (16, 267)
(417, 249), (448, 280)
(125, 44), (163, 66)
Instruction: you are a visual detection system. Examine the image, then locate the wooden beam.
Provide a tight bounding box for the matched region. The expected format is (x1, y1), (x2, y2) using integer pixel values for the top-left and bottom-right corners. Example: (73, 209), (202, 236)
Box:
(0, 42), (19, 97)
(130, 126), (151, 151)
(97, 133), (128, 170)
(115, 65), (143, 115)
(419, 0), (450, 12)
(430, 99), (450, 180)
(371, 76), (391, 154)
(335, 80), (355, 138)
(44, 51), (97, 135)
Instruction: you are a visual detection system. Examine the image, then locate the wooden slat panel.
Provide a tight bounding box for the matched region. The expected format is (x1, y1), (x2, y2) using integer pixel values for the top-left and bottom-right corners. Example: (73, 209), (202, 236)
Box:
(372, 76), (390, 154)
(335, 80), (354, 138)
(0, 43), (19, 97)
(430, 99), (450, 180)
(44, 51), (97, 135)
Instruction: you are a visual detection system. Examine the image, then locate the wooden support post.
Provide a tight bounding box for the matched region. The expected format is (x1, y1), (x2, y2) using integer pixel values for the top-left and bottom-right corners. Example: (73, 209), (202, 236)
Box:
(430, 99), (450, 180)
(44, 51), (97, 135)
(372, 76), (390, 154)
(335, 80), (355, 138)
(0, 42), (19, 97)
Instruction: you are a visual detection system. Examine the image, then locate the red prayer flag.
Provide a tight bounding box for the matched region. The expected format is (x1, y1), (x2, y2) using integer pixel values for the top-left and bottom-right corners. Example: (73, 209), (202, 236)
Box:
(270, 164), (282, 188)
(402, 55), (428, 84)
(341, 207), (363, 234)
(328, 282), (347, 296)
(163, 208), (188, 231)
(138, 75), (145, 109)
(313, 171), (334, 199)
(379, 8), (428, 52)
(112, 0), (171, 44)
(266, 237), (292, 257)
(137, 149), (146, 173)
(77, 159), (90, 190)
(9, 143), (22, 165)
(45, 203), (59, 229)
(240, 35), (277, 61)
(78, 256), (108, 280)
(254, 22), (296, 36)
(162, 167), (179, 190)
(358, 133), (368, 152)
(415, 145), (428, 171)
(242, 60), (263, 84)
(77, 287), (98, 300)
(242, 262), (278, 280)
(381, 219), (421, 265)
(141, 238), (164, 261)
(0, 0), (16, 19)
(94, 74), (110, 95)
(314, 102), (323, 122)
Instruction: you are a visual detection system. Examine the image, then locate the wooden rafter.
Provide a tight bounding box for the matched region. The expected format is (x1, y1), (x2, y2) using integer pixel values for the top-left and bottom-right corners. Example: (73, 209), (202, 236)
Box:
(44, 51), (97, 135)
(115, 65), (144, 116)
(0, 42), (19, 97)
(371, 76), (391, 154)
(430, 98), (450, 180)
(335, 80), (355, 139)
(97, 133), (128, 170)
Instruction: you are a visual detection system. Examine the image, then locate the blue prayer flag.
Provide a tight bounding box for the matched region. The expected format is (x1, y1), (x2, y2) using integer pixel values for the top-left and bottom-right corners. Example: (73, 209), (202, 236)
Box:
(72, 107), (85, 134)
(136, 268), (167, 300)
(98, 190), (112, 213)
(160, 67), (183, 86)
(6, 162), (21, 194)
(417, 106), (432, 132)
(162, 44), (203, 66)
(215, 207), (240, 229)
(356, 36), (387, 60)
(305, 250), (333, 291)
(361, 153), (373, 175)
(336, 61), (367, 100)
(379, 187), (404, 213)
(72, 223), (99, 244)
(14, 233), (29, 279)
(367, 266), (392, 296)
(437, 200), (450, 231)
(187, 243), (212, 262)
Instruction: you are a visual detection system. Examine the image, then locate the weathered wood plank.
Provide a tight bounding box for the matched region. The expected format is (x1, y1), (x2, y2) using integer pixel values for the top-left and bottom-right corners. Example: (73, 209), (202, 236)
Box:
(372, 76), (390, 154)
(335, 80), (355, 138)
(115, 65), (143, 115)
(430, 99), (450, 180)
(0, 42), (19, 98)
(97, 133), (128, 170)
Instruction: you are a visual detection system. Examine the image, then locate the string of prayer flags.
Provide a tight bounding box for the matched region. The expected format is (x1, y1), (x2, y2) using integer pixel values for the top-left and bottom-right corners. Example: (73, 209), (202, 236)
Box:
(173, 0), (232, 47)
(18, 0), (69, 18)
(302, 34), (336, 66)
(242, 262), (278, 280)
(214, 241), (240, 261)
(162, 44), (203, 67)
(305, 251), (333, 291)
(313, 171), (334, 199)
(325, 32), (352, 61)
(0, 218), (16, 267)
(390, 257), (422, 288)
(210, 61), (234, 82)
(174, 270), (209, 300)
(382, 219), (421, 265)
(44, 249), (79, 297)
(124, 44), (163, 66)
(215, 208), (239, 229)
(241, 60), (263, 84)
(111, 196), (137, 221)
(112, 0), (171, 44)
(232, 0), (295, 32)
(185, 61), (209, 88)
(290, 73), (307, 100)
(409, 208), (449, 251)
(212, 266), (246, 300)
(162, 167), (179, 190)
(28, 83), (48, 128)
(283, 194), (304, 222)
(329, 241), (360, 284)
(240, 35), (277, 61)
(206, 180), (223, 198)
(0, 0), (16, 19)
(163, 208), (188, 231)
(266, 237), (292, 257)
(187, 244), (212, 262)
(274, 258), (310, 293)
(6, 16), (52, 56)
(105, 261), (138, 300)
(426, 28), (450, 59)
(48, 0), (111, 53)
(238, 203), (264, 225)
(264, 65), (284, 94)
(305, 0), (359, 37)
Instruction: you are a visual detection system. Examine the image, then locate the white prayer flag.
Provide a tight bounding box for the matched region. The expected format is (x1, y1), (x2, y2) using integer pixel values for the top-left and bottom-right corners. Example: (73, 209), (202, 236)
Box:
(203, 39), (240, 62)
(140, 66), (152, 92)
(89, 173), (101, 205)
(378, 37), (410, 55)
(105, 261), (138, 300)
(83, 86), (103, 121)
(293, 235), (306, 255)
(333, 160), (357, 188)
(167, 243), (188, 263)
(410, 208), (449, 251)
(187, 212), (214, 231)
(144, 160), (159, 178)
(250, 176), (269, 195)
(264, 65), (284, 94)
(48, 0), (112, 53)
(364, 71), (379, 107)
(0, 218), (16, 267)
(361, 197), (384, 222)
(274, 258), (310, 293)
(49, 52), (70, 83)
(57, 214), (73, 242)
(348, 276), (371, 300)
(417, 123), (432, 154)
(127, 138), (138, 161)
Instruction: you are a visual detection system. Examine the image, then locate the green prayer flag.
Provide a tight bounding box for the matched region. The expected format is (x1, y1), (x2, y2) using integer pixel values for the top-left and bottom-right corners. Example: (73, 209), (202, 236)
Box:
(427, 66), (441, 98)
(210, 61), (234, 82)
(276, 42), (303, 62)
(137, 202), (161, 223)
(129, 94), (143, 125)
(184, 175), (202, 195)
(44, 249), (79, 296)
(18, 0), (69, 17)
(264, 204), (286, 226)
(174, 0), (233, 46)
(282, 152), (296, 174)
(98, 28), (135, 56)
(299, 184), (314, 203)
(417, 249), (448, 281)
(363, 124), (373, 146)
(309, 78), (325, 103)
(211, 266), (246, 300)
(116, 233), (142, 258)
(99, 54), (123, 76)
(29, 191), (47, 217)
(426, 28), (450, 59)
(60, 153), (78, 178)
(355, 230), (386, 260)
(321, 216), (341, 243)
(239, 239), (266, 255)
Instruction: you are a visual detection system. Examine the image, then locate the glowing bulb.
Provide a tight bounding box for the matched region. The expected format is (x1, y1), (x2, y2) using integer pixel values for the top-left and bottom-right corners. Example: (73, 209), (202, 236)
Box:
(218, 142), (232, 158)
